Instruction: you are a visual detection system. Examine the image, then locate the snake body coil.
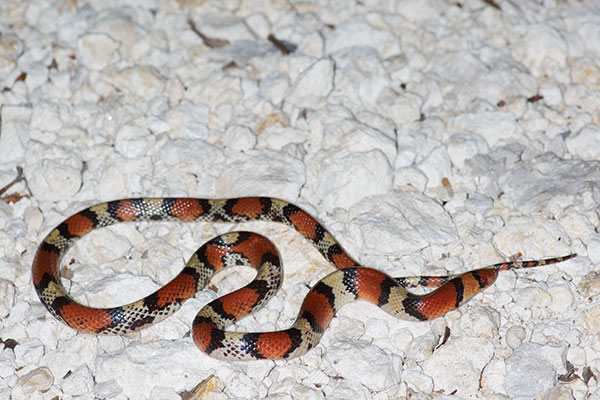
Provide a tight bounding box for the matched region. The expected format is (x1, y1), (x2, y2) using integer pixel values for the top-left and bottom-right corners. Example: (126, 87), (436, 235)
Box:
(32, 197), (575, 360)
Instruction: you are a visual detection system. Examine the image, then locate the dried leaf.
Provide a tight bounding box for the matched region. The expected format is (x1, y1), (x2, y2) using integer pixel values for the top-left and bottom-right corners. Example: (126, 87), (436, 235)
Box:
(180, 375), (223, 400)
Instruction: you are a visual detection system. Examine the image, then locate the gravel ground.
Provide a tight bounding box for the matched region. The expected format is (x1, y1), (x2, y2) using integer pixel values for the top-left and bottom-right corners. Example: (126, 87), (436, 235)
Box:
(1, 0), (600, 399)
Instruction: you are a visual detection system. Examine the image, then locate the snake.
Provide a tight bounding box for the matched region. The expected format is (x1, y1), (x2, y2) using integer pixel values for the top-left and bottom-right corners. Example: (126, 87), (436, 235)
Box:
(32, 197), (575, 360)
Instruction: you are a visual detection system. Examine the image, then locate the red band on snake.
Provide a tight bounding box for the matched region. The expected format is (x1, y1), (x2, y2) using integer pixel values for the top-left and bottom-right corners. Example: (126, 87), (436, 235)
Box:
(31, 197), (575, 360)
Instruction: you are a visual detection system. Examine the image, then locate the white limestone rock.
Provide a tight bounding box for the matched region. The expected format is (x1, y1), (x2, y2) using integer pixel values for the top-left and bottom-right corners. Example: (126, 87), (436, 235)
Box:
(348, 192), (457, 256)
(505, 325), (526, 350)
(422, 337), (495, 397)
(14, 338), (44, 368)
(586, 234), (600, 266)
(77, 33), (120, 71)
(0, 347), (17, 381)
(30, 101), (63, 135)
(286, 58), (334, 109)
(94, 340), (221, 399)
(429, 51), (487, 84)
(393, 166), (428, 192)
(91, 12), (167, 64)
(447, 111), (524, 147)
(321, 380), (372, 400)
(0, 279), (16, 319)
(0, 105), (31, 163)
(401, 367), (434, 394)
(14, 367), (54, 397)
(149, 386), (183, 400)
(215, 149), (305, 199)
(446, 132), (490, 171)
(258, 73), (289, 107)
(377, 89), (423, 124)
(256, 125), (306, 152)
(297, 31), (325, 59)
(493, 216), (572, 259)
(539, 83), (563, 108)
(111, 66), (166, 99)
(307, 106), (397, 163)
(55, 7), (90, 45)
(221, 124), (257, 152)
(37, 335), (98, 384)
(458, 307), (501, 339)
(498, 154), (600, 214)
(26, 158), (83, 202)
(480, 358), (506, 395)
(416, 144), (451, 189)
(396, 0), (444, 22)
(504, 342), (563, 398)
(157, 138), (225, 175)
(325, 17), (401, 58)
(548, 284), (574, 313)
(566, 124), (600, 160)
(114, 123), (156, 158)
(245, 13), (271, 39)
(93, 379), (123, 399)
(513, 24), (568, 76)
(324, 338), (402, 392)
(330, 46), (389, 109)
(61, 365), (94, 396)
(576, 16), (600, 58)
(0, 35), (22, 80)
(196, 16), (256, 43)
(569, 52), (599, 89)
(304, 149), (392, 210)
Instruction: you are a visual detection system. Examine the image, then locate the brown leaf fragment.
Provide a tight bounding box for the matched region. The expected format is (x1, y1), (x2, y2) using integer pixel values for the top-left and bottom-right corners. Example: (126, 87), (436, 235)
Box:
(180, 375), (223, 400)
(582, 366), (595, 384)
(14, 72), (26, 83)
(1, 193), (27, 203)
(61, 265), (75, 280)
(558, 360), (576, 382)
(222, 60), (238, 70)
(1, 338), (18, 350)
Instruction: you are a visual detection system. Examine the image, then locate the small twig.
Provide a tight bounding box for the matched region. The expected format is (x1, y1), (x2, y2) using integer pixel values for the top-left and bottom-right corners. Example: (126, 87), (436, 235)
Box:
(0, 166), (24, 197)
(268, 33), (297, 55)
(482, 0), (501, 9)
(436, 326), (451, 349)
(187, 18), (230, 48)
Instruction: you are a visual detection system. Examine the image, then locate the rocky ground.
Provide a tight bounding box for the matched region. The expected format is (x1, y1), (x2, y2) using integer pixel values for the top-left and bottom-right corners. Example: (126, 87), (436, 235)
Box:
(1, 0), (599, 399)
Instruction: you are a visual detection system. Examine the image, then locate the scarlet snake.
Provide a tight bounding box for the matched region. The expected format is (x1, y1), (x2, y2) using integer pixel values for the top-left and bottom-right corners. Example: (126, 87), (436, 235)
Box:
(32, 197), (575, 360)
